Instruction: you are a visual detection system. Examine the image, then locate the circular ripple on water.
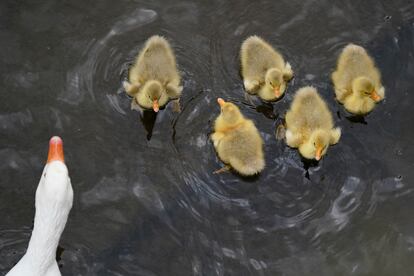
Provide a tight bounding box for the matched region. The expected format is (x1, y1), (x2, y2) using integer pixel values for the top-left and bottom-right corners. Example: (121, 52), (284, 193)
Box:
(61, 8), (158, 109)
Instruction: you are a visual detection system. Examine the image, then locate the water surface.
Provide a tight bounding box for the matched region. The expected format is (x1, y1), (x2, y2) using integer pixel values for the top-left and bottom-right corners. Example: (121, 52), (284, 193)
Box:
(1, 0), (414, 275)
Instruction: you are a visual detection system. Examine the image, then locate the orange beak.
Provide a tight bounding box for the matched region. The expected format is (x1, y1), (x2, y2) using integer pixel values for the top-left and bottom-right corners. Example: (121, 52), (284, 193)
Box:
(47, 136), (64, 164)
(152, 99), (159, 112)
(217, 98), (226, 107)
(315, 146), (323, 161)
(370, 90), (381, 102)
(274, 86), (281, 98)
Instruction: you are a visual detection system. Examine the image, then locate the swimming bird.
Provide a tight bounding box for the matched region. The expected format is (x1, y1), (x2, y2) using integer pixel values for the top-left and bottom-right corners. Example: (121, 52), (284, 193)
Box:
(285, 87), (341, 160)
(6, 136), (73, 276)
(211, 98), (265, 176)
(332, 43), (385, 115)
(123, 35), (183, 113)
(240, 35), (293, 102)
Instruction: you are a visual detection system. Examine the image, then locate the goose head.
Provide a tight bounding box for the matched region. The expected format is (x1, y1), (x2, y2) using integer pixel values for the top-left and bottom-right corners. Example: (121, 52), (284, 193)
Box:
(265, 68), (284, 98)
(217, 98), (244, 127)
(36, 136), (73, 220)
(7, 136), (73, 276)
(139, 80), (163, 112)
(352, 76), (381, 102)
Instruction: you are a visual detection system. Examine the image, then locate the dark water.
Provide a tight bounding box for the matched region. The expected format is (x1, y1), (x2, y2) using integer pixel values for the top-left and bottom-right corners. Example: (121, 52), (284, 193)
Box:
(1, 0), (414, 275)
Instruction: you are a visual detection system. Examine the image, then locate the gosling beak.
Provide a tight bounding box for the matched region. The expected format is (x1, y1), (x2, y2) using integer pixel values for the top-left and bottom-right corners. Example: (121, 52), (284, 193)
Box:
(274, 86), (281, 98)
(152, 99), (159, 112)
(370, 90), (381, 102)
(47, 136), (64, 164)
(217, 98), (226, 107)
(315, 146), (323, 161)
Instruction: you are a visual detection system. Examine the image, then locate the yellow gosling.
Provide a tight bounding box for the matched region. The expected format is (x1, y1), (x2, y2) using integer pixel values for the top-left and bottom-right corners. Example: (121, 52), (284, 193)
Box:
(211, 98), (265, 176)
(285, 87), (341, 160)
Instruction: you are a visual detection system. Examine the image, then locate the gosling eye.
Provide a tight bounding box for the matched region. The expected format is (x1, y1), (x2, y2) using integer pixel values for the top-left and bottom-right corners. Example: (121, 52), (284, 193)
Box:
(313, 142), (316, 146)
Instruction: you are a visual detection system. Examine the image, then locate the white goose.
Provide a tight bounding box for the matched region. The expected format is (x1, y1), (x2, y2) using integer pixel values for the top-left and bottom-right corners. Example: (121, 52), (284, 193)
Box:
(7, 136), (73, 276)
